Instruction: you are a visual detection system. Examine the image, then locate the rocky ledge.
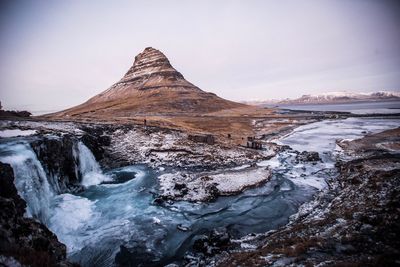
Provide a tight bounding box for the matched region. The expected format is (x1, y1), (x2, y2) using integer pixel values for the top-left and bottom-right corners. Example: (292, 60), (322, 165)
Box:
(0, 162), (77, 267)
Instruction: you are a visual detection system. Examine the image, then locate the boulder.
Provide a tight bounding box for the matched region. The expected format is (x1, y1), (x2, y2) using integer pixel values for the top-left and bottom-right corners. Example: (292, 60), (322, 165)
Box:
(295, 151), (321, 163)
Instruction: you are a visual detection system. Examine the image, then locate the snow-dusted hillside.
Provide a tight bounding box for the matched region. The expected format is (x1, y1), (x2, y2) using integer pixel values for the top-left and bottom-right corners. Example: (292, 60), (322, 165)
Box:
(243, 91), (400, 105)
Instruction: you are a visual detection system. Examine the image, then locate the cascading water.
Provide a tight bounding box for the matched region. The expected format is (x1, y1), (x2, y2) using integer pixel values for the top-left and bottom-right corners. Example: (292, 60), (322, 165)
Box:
(0, 142), (53, 223)
(0, 138), (109, 226)
(73, 141), (110, 187)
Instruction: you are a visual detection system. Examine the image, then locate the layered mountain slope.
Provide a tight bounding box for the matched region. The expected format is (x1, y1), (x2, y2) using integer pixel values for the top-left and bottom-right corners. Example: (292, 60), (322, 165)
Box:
(53, 47), (245, 117)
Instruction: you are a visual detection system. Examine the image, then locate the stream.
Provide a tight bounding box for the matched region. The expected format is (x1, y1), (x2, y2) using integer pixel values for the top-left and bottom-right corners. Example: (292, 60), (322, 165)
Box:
(0, 117), (399, 266)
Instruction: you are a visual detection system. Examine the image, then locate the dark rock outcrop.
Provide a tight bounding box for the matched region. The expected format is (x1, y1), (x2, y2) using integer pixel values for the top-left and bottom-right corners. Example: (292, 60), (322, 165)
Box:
(0, 162), (76, 267)
(79, 127), (111, 162)
(0, 108), (31, 118)
(192, 228), (231, 256)
(295, 151), (321, 163)
(115, 244), (158, 267)
(30, 135), (81, 193)
(30, 129), (110, 193)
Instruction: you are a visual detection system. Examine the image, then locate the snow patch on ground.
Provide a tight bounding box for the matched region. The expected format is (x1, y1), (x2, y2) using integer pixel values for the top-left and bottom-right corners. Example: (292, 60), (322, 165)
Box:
(158, 167), (272, 202)
(0, 129), (37, 138)
(109, 127), (269, 168)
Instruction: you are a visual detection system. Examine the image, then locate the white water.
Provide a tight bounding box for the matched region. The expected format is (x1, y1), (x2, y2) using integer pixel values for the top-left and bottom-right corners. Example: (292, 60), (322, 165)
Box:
(0, 142), (52, 223)
(0, 139), (109, 225)
(73, 141), (110, 187)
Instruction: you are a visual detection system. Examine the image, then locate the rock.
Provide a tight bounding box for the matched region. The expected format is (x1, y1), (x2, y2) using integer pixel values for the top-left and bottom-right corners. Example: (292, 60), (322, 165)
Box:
(205, 183), (220, 201)
(31, 135), (80, 193)
(0, 109), (31, 118)
(0, 163), (26, 215)
(295, 151), (321, 163)
(0, 162), (75, 267)
(193, 228), (231, 256)
(174, 182), (186, 190)
(80, 130), (110, 161)
(177, 224), (190, 232)
(152, 197), (165, 205)
(115, 244), (158, 267)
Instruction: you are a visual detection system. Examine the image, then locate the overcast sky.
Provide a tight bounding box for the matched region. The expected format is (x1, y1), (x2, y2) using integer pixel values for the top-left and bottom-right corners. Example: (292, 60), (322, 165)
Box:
(0, 0), (399, 112)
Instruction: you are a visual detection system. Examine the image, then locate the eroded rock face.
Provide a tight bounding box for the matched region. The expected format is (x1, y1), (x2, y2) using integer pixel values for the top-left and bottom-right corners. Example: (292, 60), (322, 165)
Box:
(30, 130), (110, 193)
(0, 162), (75, 267)
(119, 47), (198, 90)
(31, 135), (81, 193)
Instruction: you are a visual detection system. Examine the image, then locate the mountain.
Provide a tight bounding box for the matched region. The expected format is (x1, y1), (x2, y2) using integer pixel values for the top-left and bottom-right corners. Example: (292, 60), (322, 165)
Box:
(52, 47), (245, 118)
(279, 91), (400, 104)
(243, 91), (400, 106)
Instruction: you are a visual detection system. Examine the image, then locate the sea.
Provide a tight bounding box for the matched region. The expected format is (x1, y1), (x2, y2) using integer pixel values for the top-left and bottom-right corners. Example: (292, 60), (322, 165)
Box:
(270, 100), (400, 114)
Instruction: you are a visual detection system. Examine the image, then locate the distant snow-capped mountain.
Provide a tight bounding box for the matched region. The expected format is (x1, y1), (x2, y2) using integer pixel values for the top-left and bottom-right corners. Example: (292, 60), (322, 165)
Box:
(243, 91), (400, 106)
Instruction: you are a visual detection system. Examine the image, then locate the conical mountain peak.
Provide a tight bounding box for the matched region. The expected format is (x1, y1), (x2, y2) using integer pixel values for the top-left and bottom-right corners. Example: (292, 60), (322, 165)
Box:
(53, 47), (245, 116)
(91, 47), (199, 102)
(122, 47), (176, 81)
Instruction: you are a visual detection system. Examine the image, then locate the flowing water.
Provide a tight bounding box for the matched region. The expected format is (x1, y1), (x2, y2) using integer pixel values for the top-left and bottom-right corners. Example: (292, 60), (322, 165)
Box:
(0, 117), (399, 266)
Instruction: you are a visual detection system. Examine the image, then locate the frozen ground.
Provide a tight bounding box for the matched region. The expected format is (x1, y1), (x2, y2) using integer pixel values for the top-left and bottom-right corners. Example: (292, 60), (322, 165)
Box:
(158, 167), (272, 201)
(0, 129), (37, 138)
(107, 126), (274, 168)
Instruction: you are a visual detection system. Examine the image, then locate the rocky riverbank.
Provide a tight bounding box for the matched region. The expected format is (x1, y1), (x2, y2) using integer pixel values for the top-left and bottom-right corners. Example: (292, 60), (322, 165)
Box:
(204, 127), (400, 266)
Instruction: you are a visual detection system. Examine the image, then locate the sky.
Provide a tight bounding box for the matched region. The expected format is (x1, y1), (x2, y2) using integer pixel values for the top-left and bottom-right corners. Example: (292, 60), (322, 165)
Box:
(0, 0), (399, 113)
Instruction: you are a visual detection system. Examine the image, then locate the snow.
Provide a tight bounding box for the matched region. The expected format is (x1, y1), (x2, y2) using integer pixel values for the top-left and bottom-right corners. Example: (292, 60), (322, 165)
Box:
(257, 157), (280, 168)
(159, 167), (271, 201)
(213, 168), (270, 193)
(0, 129), (37, 137)
(110, 126), (266, 168)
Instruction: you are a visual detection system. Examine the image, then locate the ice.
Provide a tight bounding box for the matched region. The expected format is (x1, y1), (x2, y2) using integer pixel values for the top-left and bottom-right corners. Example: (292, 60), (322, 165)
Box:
(290, 176), (327, 190)
(0, 129), (37, 138)
(257, 156), (280, 169)
(279, 118), (400, 153)
(232, 164), (251, 170)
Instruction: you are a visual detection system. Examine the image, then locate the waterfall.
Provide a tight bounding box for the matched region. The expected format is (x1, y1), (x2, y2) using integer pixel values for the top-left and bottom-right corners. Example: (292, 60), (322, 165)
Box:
(0, 139), (109, 226)
(0, 142), (53, 223)
(73, 141), (110, 187)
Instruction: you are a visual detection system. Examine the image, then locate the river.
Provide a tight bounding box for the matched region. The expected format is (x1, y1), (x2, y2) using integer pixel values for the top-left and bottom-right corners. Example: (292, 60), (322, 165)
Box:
(0, 117), (399, 266)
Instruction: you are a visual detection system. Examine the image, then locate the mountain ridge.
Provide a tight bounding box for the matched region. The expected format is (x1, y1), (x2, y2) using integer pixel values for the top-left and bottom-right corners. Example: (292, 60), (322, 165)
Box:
(243, 91), (400, 106)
